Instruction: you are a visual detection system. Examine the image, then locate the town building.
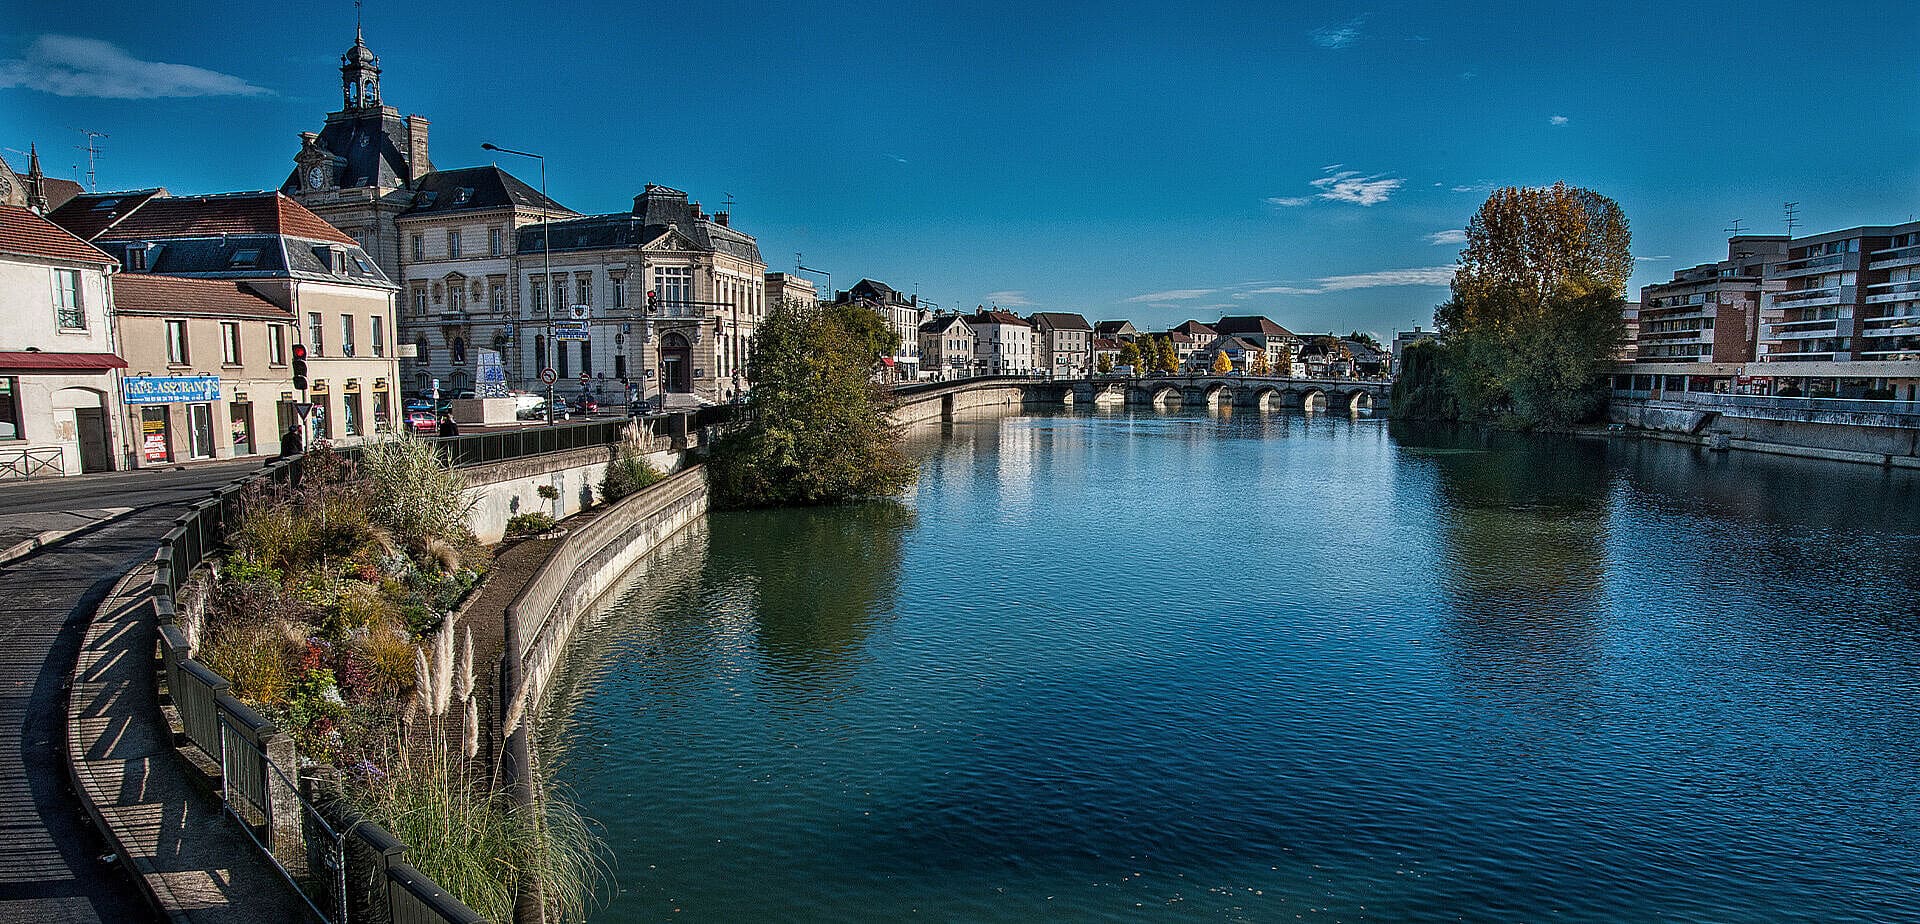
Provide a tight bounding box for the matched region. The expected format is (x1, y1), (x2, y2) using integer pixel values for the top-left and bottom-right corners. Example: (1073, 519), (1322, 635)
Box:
(110, 274), (299, 462)
(1213, 316), (1302, 372)
(1391, 326), (1436, 375)
(968, 309), (1034, 374)
(1092, 336), (1122, 372)
(1636, 236), (1787, 364)
(764, 272), (817, 311)
(1197, 335), (1261, 373)
(393, 167), (573, 398)
(1093, 319), (1139, 342)
(1168, 320), (1218, 368)
(0, 146), (83, 214)
(51, 190), (401, 447)
(918, 313), (974, 380)
(1859, 224), (1920, 362)
(0, 204), (124, 477)
(515, 185), (767, 407)
(1760, 225), (1889, 363)
(1340, 338), (1389, 377)
(837, 279), (928, 382)
(279, 28), (573, 397)
(1028, 311), (1093, 378)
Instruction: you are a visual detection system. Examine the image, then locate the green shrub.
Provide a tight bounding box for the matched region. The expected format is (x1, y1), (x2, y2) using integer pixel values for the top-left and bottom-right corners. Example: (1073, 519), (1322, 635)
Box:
(506, 512), (556, 535)
(357, 435), (477, 549)
(600, 424), (664, 503)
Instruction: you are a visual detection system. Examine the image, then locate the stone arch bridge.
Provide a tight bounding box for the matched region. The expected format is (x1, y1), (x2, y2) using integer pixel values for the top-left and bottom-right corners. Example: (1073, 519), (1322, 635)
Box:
(1067, 375), (1388, 414)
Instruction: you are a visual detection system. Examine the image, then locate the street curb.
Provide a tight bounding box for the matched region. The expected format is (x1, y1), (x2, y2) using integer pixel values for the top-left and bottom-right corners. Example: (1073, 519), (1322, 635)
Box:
(62, 564), (186, 924)
(0, 507), (136, 567)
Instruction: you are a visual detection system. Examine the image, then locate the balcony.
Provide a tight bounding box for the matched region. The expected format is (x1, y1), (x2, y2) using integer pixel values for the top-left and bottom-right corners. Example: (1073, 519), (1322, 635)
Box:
(1867, 243), (1920, 271)
(1859, 322), (1920, 339)
(1767, 286), (1844, 309)
(1864, 279), (1920, 305)
(1762, 323), (1839, 341)
(1767, 252), (1852, 278)
(1641, 306), (1711, 322)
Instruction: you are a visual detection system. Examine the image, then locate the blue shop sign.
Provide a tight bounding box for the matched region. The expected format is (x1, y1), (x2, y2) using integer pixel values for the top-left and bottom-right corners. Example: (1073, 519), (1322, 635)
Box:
(124, 375), (223, 404)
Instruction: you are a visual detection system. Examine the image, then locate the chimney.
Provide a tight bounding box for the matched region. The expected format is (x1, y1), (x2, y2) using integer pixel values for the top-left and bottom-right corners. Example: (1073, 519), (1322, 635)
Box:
(714, 211), (729, 227)
(405, 115), (432, 179)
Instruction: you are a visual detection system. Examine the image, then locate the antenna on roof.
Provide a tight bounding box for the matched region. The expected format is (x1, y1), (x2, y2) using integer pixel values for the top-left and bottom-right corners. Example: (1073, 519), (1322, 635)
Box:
(722, 192), (735, 213)
(1783, 202), (1799, 237)
(73, 128), (108, 192)
(1725, 218), (1744, 236)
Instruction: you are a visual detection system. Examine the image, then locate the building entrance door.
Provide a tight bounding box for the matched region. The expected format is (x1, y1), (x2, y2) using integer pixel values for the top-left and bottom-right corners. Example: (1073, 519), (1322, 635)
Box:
(661, 333), (692, 393)
(75, 407), (111, 473)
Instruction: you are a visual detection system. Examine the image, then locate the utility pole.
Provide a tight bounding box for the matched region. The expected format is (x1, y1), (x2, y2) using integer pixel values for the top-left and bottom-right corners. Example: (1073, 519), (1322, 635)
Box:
(481, 142), (556, 424)
(73, 128), (107, 192)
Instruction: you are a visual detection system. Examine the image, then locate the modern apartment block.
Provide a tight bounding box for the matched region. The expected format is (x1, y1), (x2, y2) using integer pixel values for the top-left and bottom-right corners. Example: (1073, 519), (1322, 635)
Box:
(1637, 236), (1787, 363)
(1757, 220), (1920, 363)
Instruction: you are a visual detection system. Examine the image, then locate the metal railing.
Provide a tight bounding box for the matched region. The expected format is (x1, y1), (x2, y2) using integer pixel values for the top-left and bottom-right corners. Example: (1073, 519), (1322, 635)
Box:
(1647, 390), (1920, 419)
(149, 455), (486, 924)
(0, 446), (65, 481)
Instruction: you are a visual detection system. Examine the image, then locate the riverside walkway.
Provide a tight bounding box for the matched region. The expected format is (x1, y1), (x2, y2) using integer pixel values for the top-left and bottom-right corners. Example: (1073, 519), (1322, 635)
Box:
(0, 461), (294, 923)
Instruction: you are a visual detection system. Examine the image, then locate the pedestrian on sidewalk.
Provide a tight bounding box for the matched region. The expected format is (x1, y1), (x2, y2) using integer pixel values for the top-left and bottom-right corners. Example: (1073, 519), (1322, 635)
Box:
(277, 421), (303, 458)
(437, 412), (460, 438)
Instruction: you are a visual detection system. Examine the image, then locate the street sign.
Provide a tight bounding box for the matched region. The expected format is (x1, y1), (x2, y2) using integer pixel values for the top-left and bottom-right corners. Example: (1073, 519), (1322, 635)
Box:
(554, 321), (590, 342)
(539, 367), (558, 385)
(579, 372), (590, 385)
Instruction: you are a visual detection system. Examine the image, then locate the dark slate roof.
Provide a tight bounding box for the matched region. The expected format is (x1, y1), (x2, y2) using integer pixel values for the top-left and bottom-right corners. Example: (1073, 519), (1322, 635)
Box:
(1204, 334), (1261, 353)
(1092, 336), (1121, 350)
(847, 278), (910, 305)
(1214, 316), (1297, 339)
(1029, 311), (1092, 331)
(0, 204), (116, 264)
(1341, 339), (1388, 363)
(113, 274), (292, 319)
(1171, 320), (1218, 339)
(1093, 320), (1137, 336)
(514, 184), (761, 263)
(919, 314), (970, 335)
(401, 165), (571, 216)
(95, 235), (391, 286)
(44, 189), (168, 240)
(280, 108), (414, 193)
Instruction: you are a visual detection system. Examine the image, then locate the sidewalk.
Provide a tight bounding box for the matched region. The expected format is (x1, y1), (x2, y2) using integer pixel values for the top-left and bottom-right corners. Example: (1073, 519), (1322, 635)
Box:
(0, 508), (133, 566)
(66, 564), (311, 922)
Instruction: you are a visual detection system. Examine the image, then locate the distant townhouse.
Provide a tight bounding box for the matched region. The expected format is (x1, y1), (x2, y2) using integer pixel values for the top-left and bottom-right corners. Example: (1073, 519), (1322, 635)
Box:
(838, 279), (928, 382)
(51, 190), (401, 448)
(513, 185), (767, 407)
(1296, 336), (1354, 378)
(0, 204), (124, 477)
(1637, 236), (1787, 364)
(1028, 311), (1094, 378)
(1167, 320), (1218, 368)
(918, 313), (975, 380)
(1213, 316), (1302, 372)
(111, 275), (300, 462)
(1197, 335), (1261, 373)
(1091, 336), (1122, 372)
(968, 309), (1034, 374)
(1093, 319), (1139, 342)
(1340, 339), (1390, 377)
(764, 272), (817, 311)
(1391, 326), (1436, 375)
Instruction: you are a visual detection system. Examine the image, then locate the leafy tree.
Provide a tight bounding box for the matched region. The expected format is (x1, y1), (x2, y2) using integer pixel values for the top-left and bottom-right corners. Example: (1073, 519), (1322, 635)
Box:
(825, 303), (901, 367)
(1117, 340), (1140, 371)
(1210, 349), (1234, 374)
(707, 303), (914, 508)
(1345, 331), (1382, 350)
(1274, 343), (1293, 376)
(1388, 339), (1457, 419)
(1418, 182), (1632, 428)
(1250, 350), (1270, 375)
(1097, 354), (1114, 374)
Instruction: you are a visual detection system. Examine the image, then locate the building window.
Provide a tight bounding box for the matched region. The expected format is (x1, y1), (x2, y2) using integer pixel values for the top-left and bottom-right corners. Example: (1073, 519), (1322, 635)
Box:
(452, 337), (467, 365)
(188, 403), (215, 458)
(448, 230), (462, 258)
(221, 321), (242, 365)
(269, 324), (288, 365)
(0, 377), (20, 440)
(166, 319), (190, 365)
(448, 285), (466, 313)
(534, 334), (546, 369)
(53, 268), (84, 329)
(411, 234), (424, 261)
(230, 403), (254, 456)
(557, 338), (569, 378)
(372, 316), (385, 357)
(126, 247), (147, 272)
(552, 280), (566, 314)
(488, 228), (503, 256)
(491, 287), (507, 313)
(529, 277), (546, 313)
(308, 312), (324, 355)
(611, 278), (625, 309)
(340, 315), (356, 356)
(576, 278), (592, 307)
(413, 287), (428, 316)
(344, 393), (362, 436)
(416, 337), (431, 366)
(580, 338), (592, 375)
(653, 266), (692, 313)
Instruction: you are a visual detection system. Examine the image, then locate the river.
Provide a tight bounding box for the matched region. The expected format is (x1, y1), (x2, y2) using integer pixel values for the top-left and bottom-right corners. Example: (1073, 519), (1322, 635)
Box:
(547, 407), (1920, 922)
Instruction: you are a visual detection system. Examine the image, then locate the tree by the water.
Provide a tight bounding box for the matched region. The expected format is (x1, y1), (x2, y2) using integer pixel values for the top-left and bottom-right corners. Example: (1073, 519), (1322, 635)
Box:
(1211, 349), (1234, 374)
(706, 302), (914, 508)
(1401, 182), (1631, 428)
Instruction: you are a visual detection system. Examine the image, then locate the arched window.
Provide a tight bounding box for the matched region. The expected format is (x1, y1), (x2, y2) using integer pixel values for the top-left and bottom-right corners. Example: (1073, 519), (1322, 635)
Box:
(416, 371), (430, 393)
(451, 337), (467, 364)
(415, 337), (431, 365)
(534, 334), (546, 368)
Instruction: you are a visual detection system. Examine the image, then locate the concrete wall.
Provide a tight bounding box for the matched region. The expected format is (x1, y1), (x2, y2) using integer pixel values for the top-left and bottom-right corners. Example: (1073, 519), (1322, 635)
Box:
(459, 441), (685, 543)
(1611, 398), (1920, 467)
(889, 382), (1049, 426)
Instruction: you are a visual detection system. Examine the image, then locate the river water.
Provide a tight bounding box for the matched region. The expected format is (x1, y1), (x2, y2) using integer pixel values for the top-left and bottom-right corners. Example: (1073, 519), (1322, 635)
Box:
(550, 407), (1920, 922)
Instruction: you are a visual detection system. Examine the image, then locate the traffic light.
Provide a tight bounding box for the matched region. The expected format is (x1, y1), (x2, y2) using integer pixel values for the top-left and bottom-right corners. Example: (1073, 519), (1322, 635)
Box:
(292, 343), (309, 390)
(646, 290), (659, 312)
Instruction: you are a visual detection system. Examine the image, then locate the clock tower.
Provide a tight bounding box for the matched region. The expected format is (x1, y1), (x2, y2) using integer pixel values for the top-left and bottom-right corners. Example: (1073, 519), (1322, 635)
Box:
(280, 26), (432, 279)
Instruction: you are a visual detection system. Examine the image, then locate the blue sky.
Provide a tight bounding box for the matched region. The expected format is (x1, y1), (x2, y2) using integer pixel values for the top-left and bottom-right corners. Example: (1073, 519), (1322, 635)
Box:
(5, 0), (1917, 339)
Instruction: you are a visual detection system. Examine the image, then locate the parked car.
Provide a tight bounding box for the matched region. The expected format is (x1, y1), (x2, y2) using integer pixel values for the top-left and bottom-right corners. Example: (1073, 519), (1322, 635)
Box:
(518, 400), (571, 421)
(404, 398), (433, 413)
(405, 410), (439, 433)
(568, 395), (600, 416)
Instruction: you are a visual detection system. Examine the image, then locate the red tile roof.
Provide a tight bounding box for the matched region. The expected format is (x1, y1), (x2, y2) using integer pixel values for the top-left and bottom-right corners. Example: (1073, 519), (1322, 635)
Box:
(44, 189), (167, 240)
(0, 351), (127, 372)
(0, 204), (117, 265)
(50, 191), (356, 245)
(113, 274), (292, 320)
(969, 309), (1031, 327)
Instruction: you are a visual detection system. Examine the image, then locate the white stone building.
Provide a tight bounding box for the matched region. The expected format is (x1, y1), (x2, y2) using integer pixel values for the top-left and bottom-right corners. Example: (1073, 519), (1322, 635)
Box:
(0, 204), (124, 476)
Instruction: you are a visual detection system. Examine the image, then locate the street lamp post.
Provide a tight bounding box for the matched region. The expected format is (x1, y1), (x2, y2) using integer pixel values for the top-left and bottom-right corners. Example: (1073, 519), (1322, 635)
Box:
(481, 141), (556, 425)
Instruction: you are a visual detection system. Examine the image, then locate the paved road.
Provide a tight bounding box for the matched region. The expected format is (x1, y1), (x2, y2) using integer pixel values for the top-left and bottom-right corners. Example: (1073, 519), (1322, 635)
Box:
(0, 461), (263, 923)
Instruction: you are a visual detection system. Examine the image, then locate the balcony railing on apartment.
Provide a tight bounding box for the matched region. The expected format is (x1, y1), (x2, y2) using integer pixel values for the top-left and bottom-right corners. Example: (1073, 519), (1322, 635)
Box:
(1768, 252), (1851, 277)
(1867, 243), (1920, 271)
(1768, 287), (1845, 307)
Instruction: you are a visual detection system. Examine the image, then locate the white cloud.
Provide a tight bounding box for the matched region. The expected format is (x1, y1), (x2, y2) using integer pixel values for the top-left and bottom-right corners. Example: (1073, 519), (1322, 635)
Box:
(1549, 115), (1570, 126)
(1451, 185), (1481, 193)
(0, 35), (270, 98)
(985, 290), (1033, 306)
(1268, 166), (1405, 208)
(1126, 288), (1217, 303)
(1427, 229), (1468, 245)
(1634, 255), (1671, 262)
(1242, 286), (1326, 296)
(1315, 267), (1457, 291)
(1311, 18), (1365, 48)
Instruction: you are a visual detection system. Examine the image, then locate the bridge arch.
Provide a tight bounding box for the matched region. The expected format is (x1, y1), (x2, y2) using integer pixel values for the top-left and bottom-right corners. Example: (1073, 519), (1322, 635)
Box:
(1341, 390), (1374, 415)
(1296, 387), (1327, 414)
(1246, 384), (1282, 410)
(1192, 381), (1231, 407)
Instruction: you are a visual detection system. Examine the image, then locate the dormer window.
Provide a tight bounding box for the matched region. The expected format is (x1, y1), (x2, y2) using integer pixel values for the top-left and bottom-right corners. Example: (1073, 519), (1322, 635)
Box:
(126, 245), (148, 272)
(452, 187), (474, 205)
(229, 249), (260, 269)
